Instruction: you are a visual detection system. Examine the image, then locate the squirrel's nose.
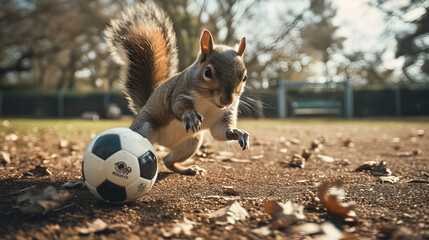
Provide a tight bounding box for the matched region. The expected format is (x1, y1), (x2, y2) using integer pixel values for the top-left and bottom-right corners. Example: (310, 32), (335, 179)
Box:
(220, 96), (233, 106)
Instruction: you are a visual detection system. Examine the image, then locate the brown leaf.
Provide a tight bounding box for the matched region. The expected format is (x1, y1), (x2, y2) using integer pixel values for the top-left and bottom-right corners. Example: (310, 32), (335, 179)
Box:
(76, 219), (108, 235)
(161, 217), (195, 237)
(355, 161), (379, 171)
(23, 165), (52, 177)
(17, 186), (71, 214)
(206, 200), (248, 225)
(263, 200), (305, 229)
(311, 139), (321, 149)
(370, 161), (392, 176)
(0, 151), (11, 164)
(36, 152), (49, 160)
(317, 181), (357, 221)
(380, 225), (420, 240)
(343, 139), (354, 147)
(290, 154), (305, 168)
(291, 222), (345, 240)
(222, 186), (239, 195)
(301, 149), (312, 160)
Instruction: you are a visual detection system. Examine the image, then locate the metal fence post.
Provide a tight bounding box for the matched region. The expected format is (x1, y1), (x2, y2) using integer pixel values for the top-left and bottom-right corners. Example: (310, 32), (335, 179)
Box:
(277, 83), (286, 118)
(344, 80), (353, 119)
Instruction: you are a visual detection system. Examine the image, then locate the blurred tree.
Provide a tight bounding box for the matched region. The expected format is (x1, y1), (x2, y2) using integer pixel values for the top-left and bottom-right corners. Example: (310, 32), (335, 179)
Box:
(0, 0), (125, 90)
(244, 0), (345, 89)
(372, 0), (429, 83)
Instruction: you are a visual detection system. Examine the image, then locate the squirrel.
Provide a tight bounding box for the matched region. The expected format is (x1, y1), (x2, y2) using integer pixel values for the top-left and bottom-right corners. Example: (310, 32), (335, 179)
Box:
(104, 2), (250, 175)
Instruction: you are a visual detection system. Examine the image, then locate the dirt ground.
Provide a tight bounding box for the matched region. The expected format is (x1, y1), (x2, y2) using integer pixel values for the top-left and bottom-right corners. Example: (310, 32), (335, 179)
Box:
(0, 118), (428, 239)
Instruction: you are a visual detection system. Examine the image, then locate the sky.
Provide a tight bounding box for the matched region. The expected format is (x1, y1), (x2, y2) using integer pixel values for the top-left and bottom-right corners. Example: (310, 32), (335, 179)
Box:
(333, 0), (426, 70)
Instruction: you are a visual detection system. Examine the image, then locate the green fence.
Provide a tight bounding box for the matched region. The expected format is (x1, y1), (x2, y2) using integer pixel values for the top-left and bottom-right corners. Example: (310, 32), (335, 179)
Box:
(0, 87), (428, 118)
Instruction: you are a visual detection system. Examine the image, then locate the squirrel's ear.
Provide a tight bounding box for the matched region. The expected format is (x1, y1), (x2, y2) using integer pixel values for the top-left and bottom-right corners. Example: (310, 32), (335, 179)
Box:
(200, 29), (214, 57)
(237, 37), (246, 57)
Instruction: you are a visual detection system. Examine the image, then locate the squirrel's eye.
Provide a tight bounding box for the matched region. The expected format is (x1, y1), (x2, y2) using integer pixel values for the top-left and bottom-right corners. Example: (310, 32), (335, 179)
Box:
(243, 75), (247, 82)
(204, 67), (213, 78)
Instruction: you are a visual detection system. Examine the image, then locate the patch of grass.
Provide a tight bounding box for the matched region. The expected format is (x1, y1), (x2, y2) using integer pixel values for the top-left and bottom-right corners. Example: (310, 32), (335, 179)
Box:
(238, 118), (429, 129)
(1, 117), (428, 136)
(0, 118), (132, 135)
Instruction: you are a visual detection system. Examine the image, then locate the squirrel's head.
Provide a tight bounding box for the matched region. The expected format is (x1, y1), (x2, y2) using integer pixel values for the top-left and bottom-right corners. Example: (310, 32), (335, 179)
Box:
(196, 30), (247, 108)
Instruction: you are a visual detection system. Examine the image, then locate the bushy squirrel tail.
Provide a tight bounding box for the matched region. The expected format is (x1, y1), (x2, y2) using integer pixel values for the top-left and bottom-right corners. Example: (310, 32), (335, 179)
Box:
(104, 2), (178, 114)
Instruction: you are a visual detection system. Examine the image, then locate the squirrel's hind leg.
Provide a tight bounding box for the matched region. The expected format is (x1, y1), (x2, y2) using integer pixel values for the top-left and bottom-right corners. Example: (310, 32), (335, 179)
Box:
(163, 133), (206, 175)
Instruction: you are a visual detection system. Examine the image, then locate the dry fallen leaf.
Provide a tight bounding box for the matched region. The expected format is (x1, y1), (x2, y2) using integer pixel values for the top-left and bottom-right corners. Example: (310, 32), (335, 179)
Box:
(23, 165), (52, 177)
(379, 176), (399, 184)
(317, 154), (334, 163)
(263, 200), (305, 229)
(0, 151), (11, 164)
(206, 200), (248, 225)
(17, 186), (71, 214)
(291, 222), (344, 240)
(343, 139), (354, 147)
(36, 152), (49, 160)
(301, 149), (312, 160)
(290, 154), (305, 168)
(355, 161), (379, 171)
(161, 217), (195, 237)
(222, 186), (239, 195)
(76, 219), (108, 235)
(251, 225), (271, 236)
(370, 161), (392, 176)
(380, 225), (420, 240)
(317, 181), (357, 221)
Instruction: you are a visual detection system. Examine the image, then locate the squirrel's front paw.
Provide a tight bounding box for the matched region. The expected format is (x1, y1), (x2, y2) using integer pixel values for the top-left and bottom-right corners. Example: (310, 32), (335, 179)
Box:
(227, 129), (250, 150)
(182, 111), (203, 133)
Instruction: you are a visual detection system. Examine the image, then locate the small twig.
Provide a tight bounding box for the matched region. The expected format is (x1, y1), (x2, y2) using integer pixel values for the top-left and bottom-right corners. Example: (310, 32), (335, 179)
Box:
(9, 185), (36, 195)
(52, 203), (75, 212)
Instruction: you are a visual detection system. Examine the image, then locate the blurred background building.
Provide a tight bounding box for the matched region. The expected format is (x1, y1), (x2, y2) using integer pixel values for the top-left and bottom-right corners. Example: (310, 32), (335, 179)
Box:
(0, 0), (428, 118)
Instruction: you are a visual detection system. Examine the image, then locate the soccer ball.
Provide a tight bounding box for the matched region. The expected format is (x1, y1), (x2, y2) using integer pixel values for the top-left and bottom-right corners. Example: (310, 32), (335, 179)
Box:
(82, 127), (158, 203)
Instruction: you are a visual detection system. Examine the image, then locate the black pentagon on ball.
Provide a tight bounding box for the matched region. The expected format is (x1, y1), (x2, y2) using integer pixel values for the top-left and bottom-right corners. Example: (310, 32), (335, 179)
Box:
(96, 180), (127, 202)
(138, 151), (157, 180)
(92, 134), (121, 160)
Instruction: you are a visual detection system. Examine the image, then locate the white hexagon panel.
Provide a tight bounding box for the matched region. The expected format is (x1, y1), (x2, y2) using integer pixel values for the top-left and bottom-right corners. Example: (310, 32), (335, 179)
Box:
(126, 177), (153, 201)
(119, 130), (155, 157)
(83, 153), (107, 188)
(105, 150), (140, 187)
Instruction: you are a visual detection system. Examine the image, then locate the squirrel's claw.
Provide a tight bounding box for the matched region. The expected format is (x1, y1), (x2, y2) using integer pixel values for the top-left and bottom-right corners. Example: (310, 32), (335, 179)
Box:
(182, 111), (203, 133)
(227, 128), (250, 150)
